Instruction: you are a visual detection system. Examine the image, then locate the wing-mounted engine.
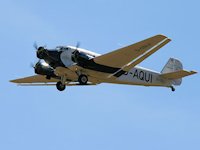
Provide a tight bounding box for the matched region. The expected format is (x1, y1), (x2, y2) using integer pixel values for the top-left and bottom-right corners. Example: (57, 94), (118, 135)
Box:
(71, 50), (90, 66)
(34, 61), (56, 77)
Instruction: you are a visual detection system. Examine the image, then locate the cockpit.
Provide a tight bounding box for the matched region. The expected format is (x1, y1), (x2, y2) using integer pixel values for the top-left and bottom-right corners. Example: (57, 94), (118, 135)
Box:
(55, 46), (70, 51)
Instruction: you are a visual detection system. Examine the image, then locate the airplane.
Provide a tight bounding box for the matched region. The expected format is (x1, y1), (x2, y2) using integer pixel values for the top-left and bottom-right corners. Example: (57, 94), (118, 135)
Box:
(10, 34), (197, 92)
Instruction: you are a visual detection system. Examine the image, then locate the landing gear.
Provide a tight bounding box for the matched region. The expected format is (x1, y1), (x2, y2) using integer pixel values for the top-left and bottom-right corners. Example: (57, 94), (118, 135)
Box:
(170, 86), (175, 92)
(56, 81), (66, 91)
(78, 74), (88, 85)
(56, 76), (67, 91)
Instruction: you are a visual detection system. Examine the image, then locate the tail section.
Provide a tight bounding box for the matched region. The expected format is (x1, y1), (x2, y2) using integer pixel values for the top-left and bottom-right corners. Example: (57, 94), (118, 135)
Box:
(161, 58), (183, 74)
(160, 58), (197, 85)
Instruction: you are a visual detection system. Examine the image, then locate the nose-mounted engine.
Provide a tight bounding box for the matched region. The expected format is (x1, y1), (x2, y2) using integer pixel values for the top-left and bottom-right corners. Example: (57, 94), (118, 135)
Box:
(34, 45), (92, 79)
(33, 45), (64, 78)
(36, 46), (47, 59)
(36, 46), (64, 68)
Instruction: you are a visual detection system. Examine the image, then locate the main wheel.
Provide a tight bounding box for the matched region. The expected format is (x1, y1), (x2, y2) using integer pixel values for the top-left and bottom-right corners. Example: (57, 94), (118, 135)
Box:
(78, 74), (88, 85)
(56, 81), (66, 91)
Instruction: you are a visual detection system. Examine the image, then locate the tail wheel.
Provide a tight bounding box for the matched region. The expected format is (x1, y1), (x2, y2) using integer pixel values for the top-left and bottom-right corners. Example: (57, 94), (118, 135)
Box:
(78, 74), (88, 85)
(170, 86), (175, 92)
(56, 81), (66, 91)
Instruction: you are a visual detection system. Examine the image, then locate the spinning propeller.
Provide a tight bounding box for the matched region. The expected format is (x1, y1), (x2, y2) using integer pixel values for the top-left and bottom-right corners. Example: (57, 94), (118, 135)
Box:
(30, 42), (47, 71)
(33, 42), (47, 59)
(71, 42), (81, 63)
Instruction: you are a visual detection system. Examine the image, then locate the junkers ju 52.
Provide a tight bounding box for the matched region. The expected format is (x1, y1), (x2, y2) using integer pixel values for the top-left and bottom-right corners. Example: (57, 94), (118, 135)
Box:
(11, 35), (197, 92)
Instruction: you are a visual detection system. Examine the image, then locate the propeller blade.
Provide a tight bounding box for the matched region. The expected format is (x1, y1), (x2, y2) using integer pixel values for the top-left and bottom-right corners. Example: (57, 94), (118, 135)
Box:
(33, 42), (38, 50)
(76, 42), (80, 50)
(30, 59), (42, 68)
(30, 62), (35, 68)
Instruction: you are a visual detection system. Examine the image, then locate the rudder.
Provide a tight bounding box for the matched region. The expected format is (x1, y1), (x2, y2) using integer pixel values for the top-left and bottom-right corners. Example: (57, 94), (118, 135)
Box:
(161, 58), (183, 85)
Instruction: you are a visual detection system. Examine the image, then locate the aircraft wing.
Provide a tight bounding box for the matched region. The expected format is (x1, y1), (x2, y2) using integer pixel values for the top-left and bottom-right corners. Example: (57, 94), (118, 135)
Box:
(10, 65), (81, 84)
(10, 75), (59, 84)
(93, 35), (171, 74)
(10, 75), (98, 86)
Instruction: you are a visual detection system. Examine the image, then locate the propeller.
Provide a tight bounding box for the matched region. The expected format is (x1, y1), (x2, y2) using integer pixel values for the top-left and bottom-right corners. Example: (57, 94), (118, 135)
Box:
(33, 42), (38, 50)
(35, 45), (46, 59)
(30, 60), (42, 69)
(31, 42), (43, 70)
(31, 42), (53, 75)
(75, 41), (80, 50)
(71, 42), (80, 62)
(33, 42), (47, 50)
(30, 62), (35, 69)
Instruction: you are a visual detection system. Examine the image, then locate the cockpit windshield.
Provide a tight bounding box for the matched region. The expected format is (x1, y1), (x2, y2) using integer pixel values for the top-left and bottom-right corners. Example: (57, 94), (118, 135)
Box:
(55, 46), (69, 51)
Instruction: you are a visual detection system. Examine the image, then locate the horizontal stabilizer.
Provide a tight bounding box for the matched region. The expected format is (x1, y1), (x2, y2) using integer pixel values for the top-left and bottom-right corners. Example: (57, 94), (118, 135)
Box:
(160, 70), (197, 79)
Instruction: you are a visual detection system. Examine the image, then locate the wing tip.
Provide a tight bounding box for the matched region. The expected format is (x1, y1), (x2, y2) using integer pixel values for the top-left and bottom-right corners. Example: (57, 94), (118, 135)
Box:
(10, 79), (17, 83)
(156, 34), (171, 42)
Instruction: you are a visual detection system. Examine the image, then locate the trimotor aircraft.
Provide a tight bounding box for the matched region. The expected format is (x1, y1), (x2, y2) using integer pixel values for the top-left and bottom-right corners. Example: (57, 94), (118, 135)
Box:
(10, 35), (197, 92)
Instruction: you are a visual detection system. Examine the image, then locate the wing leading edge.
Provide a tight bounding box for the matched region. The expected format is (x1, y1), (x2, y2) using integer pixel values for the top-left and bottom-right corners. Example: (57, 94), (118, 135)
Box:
(10, 75), (59, 83)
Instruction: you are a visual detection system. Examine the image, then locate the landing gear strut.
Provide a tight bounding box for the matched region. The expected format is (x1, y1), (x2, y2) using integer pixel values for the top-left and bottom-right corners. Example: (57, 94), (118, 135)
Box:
(170, 86), (175, 92)
(56, 81), (66, 91)
(78, 74), (88, 85)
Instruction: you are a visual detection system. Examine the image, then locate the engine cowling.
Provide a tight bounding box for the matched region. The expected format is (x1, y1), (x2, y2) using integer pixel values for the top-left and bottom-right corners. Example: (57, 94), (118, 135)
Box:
(71, 50), (90, 64)
(37, 47), (47, 59)
(34, 61), (55, 76)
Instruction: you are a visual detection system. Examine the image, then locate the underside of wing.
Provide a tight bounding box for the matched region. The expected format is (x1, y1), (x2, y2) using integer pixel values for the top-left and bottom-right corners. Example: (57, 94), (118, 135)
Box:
(55, 66), (102, 83)
(93, 35), (171, 70)
(10, 70), (100, 86)
(14, 82), (98, 86)
(10, 75), (59, 83)
(10, 74), (99, 86)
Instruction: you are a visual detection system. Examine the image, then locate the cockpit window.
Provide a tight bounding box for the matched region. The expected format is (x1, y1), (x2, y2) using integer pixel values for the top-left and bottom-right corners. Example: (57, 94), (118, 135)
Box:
(55, 47), (61, 51)
(55, 46), (69, 51)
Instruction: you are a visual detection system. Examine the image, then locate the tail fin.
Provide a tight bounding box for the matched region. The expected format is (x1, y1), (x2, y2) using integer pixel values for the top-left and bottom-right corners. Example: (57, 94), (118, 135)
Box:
(161, 58), (183, 74)
(160, 58), (197, 85)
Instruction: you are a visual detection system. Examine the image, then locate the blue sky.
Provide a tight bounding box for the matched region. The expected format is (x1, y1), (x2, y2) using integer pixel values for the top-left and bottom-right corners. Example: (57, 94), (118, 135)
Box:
(0, 0), (200, 150)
